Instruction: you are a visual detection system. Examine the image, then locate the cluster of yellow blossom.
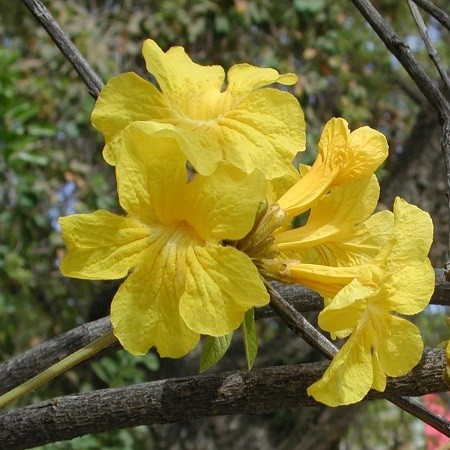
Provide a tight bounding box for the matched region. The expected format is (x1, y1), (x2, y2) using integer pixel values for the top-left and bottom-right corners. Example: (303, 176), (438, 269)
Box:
(59, 40), (434, 406)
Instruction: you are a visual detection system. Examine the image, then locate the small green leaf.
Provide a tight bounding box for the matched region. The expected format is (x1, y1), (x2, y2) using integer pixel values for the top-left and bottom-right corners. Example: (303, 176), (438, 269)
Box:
(243, 308), (258, 370)
(200, 333), (233, 372)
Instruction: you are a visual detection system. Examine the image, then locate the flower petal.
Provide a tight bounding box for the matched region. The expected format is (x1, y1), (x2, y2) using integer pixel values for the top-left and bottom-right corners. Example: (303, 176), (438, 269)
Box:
(284, 210), (394, 268)
(334, 125), (388, 184)
(110, 258), (200, 357)
(267, 164), (302, 205)
(59, 211), (151, 280)
(278, 118), (387, 217)
(307, 327), (374, 406)
(222, 88), (306, 174)
(329, 210), (394, 265)
(277, 118), (348, 216)
(376, 315), (423, 377)
(318, 278), (376, 334)
(386, 260), (434, 314)
(169, 88), (306, 178)
(142, 39), (225, 109)
(275, 175), (379, 250)
(185, 162), (266, 241)
(117, 124), (189, 225)
(371, 352), (387, 392)
(377, 197), (433, 270)
(180, 245), (269, 336)
(91, 72), (170, 165)
(287, 262), (360, 298)
(226, 63), (297, 100)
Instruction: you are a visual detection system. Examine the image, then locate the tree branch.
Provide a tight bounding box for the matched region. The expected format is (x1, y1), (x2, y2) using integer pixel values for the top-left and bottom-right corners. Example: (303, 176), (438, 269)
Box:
(0, 348), (446, 450)
(410, 0), (450, 31)
(1, 269), (449, 396)
(268, 284), (337, 359)
(268, 284), (450, 438)
(19, 0), (103, 99)
(0, 318), (117, 396)
(11, 1), (450, 446)
(407, 0), (450, 91)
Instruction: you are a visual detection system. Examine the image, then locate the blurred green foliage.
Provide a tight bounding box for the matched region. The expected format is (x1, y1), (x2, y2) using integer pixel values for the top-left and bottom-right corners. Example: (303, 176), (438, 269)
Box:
(0, 0), (448, 447)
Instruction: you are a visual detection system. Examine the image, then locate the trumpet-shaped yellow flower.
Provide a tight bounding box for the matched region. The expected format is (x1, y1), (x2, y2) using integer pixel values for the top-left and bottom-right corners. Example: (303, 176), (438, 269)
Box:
(268, 172), (394, 305)
(277, 118), (388, 217)
(275, 175), (390, 267)
(91, 39), (306, 179)
(299, 198), (434, 406)
(59, 125), (270, 357)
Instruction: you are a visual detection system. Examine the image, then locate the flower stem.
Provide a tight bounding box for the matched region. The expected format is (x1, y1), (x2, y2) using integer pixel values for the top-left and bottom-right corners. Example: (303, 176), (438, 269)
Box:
(0, 331), (117, 409)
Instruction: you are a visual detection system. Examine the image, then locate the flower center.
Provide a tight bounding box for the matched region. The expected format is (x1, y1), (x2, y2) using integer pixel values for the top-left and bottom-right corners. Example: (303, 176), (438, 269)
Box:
(226, 202), (291, 281)
(175, 88), (233, 122)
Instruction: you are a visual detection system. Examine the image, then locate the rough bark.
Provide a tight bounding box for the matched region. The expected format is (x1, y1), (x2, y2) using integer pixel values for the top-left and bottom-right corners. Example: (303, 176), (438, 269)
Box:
(2, 271), (449, 396)
(0, 349), (446, 450)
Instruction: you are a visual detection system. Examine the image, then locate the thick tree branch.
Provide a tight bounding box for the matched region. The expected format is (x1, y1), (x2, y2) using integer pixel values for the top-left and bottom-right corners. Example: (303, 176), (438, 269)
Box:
(269, 284), (450, 438)
(1, 269), (449, 396)
(2, 277), (448, 440)
(20, 0), (103, 98)
(410, 0), (450, 31)
(0, 348), (446, 450)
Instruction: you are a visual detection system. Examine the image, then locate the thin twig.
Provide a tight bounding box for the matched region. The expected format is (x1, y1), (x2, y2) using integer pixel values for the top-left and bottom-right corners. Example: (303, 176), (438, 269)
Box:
(0, 317), (117, 396)
(267, 284), (337, 359)
(389, 396), (450, 437)
(411, 0), (450, 31)
(407, 0), (450, 91)
(350, 0), (450, 119)
(20, 0), (104, 98)
(0, 332), (117, 409)
(269, 285), (450, 439)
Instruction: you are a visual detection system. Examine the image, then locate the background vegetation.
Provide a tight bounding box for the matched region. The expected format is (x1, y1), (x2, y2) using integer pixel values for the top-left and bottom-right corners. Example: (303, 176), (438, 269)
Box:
(1, 0), (449, 448)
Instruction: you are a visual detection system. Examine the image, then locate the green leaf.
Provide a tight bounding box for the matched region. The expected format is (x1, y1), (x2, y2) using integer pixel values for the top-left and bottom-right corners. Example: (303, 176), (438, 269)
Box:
(199, 333), (233, 372)
(242, 308), (258, 370)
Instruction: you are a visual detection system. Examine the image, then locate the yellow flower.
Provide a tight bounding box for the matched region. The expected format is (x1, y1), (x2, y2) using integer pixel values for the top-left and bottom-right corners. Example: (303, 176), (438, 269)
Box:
(264, 119), (392, 291)
(277, 117), (388, 218)
(91, 39), (306, 179)
(301, 198), (434, 406)
(275, 174), (392, 267)
(59, 124), (269, 357)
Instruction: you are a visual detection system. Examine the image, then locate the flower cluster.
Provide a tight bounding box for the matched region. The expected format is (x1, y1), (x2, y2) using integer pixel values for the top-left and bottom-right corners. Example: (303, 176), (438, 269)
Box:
(59, 40), (434, 406)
